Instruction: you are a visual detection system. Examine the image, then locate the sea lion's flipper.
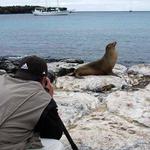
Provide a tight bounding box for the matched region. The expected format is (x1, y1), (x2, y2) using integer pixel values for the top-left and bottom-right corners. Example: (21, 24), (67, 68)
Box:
(74, 73), (84, 79)
(68, 71), (84, 79)
(108, 72), (121, 78)
(74, 72), (84, 79)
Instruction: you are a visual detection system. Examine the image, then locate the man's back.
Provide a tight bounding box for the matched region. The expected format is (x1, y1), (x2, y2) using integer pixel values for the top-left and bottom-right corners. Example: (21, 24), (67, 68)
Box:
(0, 74), (50, 149)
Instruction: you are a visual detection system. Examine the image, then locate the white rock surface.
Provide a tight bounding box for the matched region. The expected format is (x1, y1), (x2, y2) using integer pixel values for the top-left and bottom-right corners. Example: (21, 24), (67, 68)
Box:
(128, 64), (150, 76)
(49, 62), (150, 150)
(0, 69), (6, 75)
(113, 64), (128, 75)
(54, 91), (101, 126)
(61, 112), (150, 150)
(56, 75), (127, 92)
(106, 84), (150, 127)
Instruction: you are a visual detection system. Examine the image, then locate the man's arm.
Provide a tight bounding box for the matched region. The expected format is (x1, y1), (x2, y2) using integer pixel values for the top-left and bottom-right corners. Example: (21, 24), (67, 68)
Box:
(34, 99), (63, 140)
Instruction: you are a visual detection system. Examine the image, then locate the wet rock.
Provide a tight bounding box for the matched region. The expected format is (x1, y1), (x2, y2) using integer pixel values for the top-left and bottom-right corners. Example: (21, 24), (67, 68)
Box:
(56, 68), (75, 77)
(44, 57), (62, 63)
(0, 59), (18, 73)
(0, 56), (22, 73)
(60, 58), (84, 64)
(45, 57), (84, 64)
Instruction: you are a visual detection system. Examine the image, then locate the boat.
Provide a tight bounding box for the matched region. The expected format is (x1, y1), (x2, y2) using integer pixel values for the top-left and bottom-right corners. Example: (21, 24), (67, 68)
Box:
(33, 0), (69, 16)
(33, 7), (69, 16)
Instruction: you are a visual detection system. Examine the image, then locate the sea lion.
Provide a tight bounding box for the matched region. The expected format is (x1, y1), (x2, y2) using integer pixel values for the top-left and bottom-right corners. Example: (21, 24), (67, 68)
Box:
(74, 41), (118, 77)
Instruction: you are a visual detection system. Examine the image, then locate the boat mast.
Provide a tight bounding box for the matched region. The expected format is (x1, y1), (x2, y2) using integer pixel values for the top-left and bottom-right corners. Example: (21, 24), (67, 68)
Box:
(45, 0), (48, 11)
(57, 0), (59, 8)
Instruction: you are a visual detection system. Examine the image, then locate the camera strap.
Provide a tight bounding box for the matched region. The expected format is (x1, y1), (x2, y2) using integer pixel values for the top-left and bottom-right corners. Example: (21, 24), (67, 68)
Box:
(58, 115), (79, 150)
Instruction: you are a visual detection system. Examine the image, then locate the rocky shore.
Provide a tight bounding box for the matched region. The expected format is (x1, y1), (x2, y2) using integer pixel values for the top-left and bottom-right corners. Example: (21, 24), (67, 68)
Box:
(0, 57), (150, 150)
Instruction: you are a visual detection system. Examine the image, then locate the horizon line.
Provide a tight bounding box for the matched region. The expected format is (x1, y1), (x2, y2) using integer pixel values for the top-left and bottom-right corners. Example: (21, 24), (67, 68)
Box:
(0, 5), (150, 11)
(0, 5), (150, 12)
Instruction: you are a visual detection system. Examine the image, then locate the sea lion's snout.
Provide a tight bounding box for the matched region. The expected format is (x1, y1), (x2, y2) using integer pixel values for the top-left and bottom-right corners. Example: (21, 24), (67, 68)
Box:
(112, 41), (117, 47)
(106, 41), (117, 50)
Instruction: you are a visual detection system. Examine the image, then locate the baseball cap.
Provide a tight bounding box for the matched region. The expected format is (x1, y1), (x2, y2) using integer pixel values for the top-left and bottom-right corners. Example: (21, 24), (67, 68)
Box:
(14, 55), (48, 81)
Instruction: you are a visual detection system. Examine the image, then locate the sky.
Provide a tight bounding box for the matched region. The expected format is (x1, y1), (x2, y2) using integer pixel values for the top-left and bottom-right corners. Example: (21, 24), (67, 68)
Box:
(0, 0), (150, 11)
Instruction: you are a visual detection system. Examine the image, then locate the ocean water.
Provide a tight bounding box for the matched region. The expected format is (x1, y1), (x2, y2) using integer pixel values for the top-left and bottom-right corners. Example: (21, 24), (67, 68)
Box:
(0, 11), (150, 66)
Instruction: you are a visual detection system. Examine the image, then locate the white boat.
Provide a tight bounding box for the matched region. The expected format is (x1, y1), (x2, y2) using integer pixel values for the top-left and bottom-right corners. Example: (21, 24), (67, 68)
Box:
(33, 7), (69, 16)
(33, 0), (69, 16)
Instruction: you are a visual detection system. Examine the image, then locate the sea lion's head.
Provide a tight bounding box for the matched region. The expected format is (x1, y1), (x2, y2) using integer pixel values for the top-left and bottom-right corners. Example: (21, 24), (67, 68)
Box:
(106, 41), (117, 52)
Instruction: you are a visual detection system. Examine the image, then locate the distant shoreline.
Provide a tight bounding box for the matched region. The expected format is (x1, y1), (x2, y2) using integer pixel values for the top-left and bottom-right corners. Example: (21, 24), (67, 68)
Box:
(0, 6), (150, 14)
(0, 6), (67, 14)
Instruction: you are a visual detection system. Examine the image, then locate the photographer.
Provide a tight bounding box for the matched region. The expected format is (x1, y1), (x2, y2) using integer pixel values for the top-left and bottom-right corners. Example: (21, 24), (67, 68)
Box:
(0, 55), (64, 150)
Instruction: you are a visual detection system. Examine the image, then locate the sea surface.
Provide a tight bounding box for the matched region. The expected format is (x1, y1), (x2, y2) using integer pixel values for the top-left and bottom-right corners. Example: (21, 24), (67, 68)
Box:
(0, 11), (150, 66)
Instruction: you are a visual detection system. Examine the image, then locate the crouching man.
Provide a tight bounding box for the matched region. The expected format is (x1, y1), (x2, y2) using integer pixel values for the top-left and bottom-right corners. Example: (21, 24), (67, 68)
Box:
(0, 55), (64, 150)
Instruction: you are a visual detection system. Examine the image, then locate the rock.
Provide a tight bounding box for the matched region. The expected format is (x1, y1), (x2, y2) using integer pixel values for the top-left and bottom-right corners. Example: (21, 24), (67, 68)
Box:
(47, 62), (79, 74)
(0, 60), (17, 73)
(0, 56), (22, 73)
(45, 57), (84, 64)
(113, 64), (128, 75)
(127, 129), (136, 134)
(0, 57), (149, 149)
(54, 91), (100, 126)
(44, 57), (62, 63)
(61, 112), (150, 150)
(99, 84), (115, 92)
(121, 75), (150, 91)
(131, 75), (150, 89)
(56, 75), (127, 92)
(60, 58), (84, 64)
(0, 69), (6, 75)
(56, 68), (75, 77)
(119, 141), (150, 150)
(106, 84), (150, 127)
(42, 62), (150, 149)
(48, 62), (127, 77)
(128, 64), (150, 76)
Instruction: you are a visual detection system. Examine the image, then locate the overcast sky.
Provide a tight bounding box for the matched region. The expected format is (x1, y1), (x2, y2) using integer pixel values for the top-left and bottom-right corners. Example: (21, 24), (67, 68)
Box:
(0, 0), (150, 11)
